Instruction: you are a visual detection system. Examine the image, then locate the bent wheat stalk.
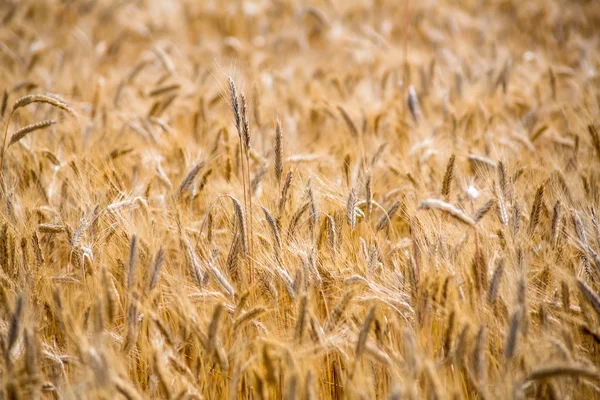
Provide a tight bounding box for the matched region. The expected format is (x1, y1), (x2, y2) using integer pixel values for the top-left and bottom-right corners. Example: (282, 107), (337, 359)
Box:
(1, 93), (76, 189)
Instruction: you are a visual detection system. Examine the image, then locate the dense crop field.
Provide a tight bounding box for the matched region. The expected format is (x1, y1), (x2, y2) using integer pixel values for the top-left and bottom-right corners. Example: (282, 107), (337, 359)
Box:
(0, 0), (599, 398)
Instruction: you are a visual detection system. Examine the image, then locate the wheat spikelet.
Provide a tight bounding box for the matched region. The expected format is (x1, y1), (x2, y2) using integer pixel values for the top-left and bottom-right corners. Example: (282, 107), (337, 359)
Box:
(287, 201), (310, 243)
(147, 248), (163, 293)
(376, 200), (401, 231)
(589, 125), (600, 162)
(8, 120), (56, 147)
(234, 307), (266, 331)
(276, 266), (296, 299)
(337, 105), (359, 138)
(572, 210), (587, 246)
(295, 294), (308, 343)
(208, 250), (234, 300)
(306, 181), (317, 239)
(511, 203), (521, 235)
(38, 223), (65, 234)
(526, 364), (599, 381)
(355, 305), (376, 358)
(114, 376), (143, 400)
(207, 303), (223, 353)
(279, 170), (293, 217)
(468, 154), (496, 170)
(12, 93), (77, 116)
(226, 233), (242, 282)
(230, 196), (248, 255)
(240, 93), (251, 151)
(528, 185), (544, 235)
(441, 154), (455, 199)
(0, 90), (7, 117)
(326, 291), (353, 331)
(305, 370), (317, 400)
(42, 149), (61, 166)
(262, 206), (282, 259)
(576, 279), (600, 318)
(326, 214), (337, 259)
(7, 294), (23, 357)
(347, 188), (357, 231)
(365, 174), (372, 219)
(418, 199), (475, 226)
(474, 199), (495, 223)
(504, 309), (521, 360)
(443, 310), (455, 356)
(284, 373), (298, 400)
(471, 326), (486, 383)
(183, 238), (204, 287)
(494, 183), (509, 226)
(487, 259), (504, 304)
(407, 85), (420, 124)
(177, 161), (204, 196)
(127, 234), (137, 292)
(497, 161), (508, 197)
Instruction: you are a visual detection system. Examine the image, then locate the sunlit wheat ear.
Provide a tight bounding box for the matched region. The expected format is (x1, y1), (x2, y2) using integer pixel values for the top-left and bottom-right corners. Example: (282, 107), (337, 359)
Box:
(407, 85), (420, 124)
(364, 174), (372, 219)
(588, 124), (600, 162)
(418, 199), (476, 226)
(325, 214), (337, 259)
(474, 199), (495, 223)
(337, 105), (359, 138)
(177, 161), (204, 196)
(183, 238), (204, 288)
(376, 200), (400, 232)
(487, 259), (504, 304)
(11, 93), (77, 116)
(7, 295), (24, 360)
(230, 196), (248, 255)
(127, 234), (137, 292)
(262, 206), (282, 259)
(471, 326), (486, 383)
(355, 305), (376, 359)
(306, 181), (317, 239)
(551, 201), (562, 245)
(8, 120), (56, 147)
(38, 223), (65, 234)
(347, 188), (357, 231)
(571, 210), (587, 246)
(528, 185), (544, 235)
(147, 248), (163, 293)
(287, 202), (309, 244)
(206, 303), (223, 353)
(441, 154), (455, 199)
(207, 249), (234, 300)
(504, 309), (521, 360)
(443, 310), (455, 356)
(279, 170), (293, 218)
(576, 279), (600, 318)
(233, 307), (266, 331)
(326, 291), (353, 331)
(0, 90), (7, 117)
(526, 364), (600, 381)
(294, 294), (308, 343)
(494, 183), (508, 226)
(274, 118), (284, 184)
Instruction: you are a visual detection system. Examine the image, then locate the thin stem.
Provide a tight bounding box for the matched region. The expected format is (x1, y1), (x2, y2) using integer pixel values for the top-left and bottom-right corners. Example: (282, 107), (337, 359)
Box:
(238, 139), (252, 283)
(244, 152), (255, 285)
(0, 111), (13, 193)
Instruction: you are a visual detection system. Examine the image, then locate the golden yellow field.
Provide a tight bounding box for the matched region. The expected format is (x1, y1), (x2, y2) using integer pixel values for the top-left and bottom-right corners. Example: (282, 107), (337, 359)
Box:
(1, 0), (600, 398)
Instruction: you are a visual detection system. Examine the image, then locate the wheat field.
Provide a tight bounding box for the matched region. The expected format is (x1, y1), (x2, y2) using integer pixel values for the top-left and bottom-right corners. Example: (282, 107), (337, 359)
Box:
(0, 0), (599, 398)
